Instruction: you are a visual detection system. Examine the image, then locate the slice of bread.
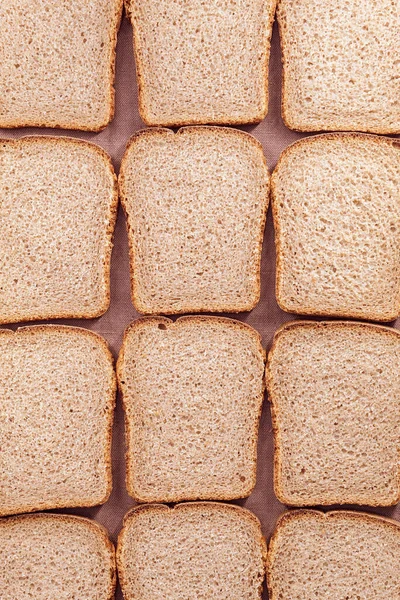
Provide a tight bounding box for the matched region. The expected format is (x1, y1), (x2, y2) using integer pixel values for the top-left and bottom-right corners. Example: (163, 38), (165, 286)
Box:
(117, 316), (265, 502)
(0, 513), (116, 600)
(125, 0), (276, 126)
(0, 0), (122, 130)
(267, 510), (400, 599)
(271, 133), (400, 321)
(0, 136), (118, 324)
(277, 0), (399, 133)
(119, 127), (269, 314)
(0, 325), (116, 517)
(117, 503), (266, 600)
(266, 320), (400, 507)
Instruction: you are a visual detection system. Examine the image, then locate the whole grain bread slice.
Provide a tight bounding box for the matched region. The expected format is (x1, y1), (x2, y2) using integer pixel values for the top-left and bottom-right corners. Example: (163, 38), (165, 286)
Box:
(267, 509), (400, 599)
(0, 136), (118, 324)
(266, 320), (400, 507)
(117, 316), (265, 503)
(0, 325), (116, 517)
(117, 502), (266, 600)
(271, 133), (400, 321)
(0, 0), (123, 130)
(0, 513), (116, 600)
(119, 126), (269, 314)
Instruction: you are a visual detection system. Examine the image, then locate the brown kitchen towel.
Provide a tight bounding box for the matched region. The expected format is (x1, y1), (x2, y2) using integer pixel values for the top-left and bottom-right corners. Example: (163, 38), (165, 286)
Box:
(0, 15), (398, 600)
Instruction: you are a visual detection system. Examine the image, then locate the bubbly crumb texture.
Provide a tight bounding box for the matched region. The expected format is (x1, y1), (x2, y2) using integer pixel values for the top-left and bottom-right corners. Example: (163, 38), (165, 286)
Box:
(117, 503), (266, 600)
(125, 0), (276, 126)
(119, 127), (269, 314)
(267, 510), (400, 599)
(0, 513), (116, 600)
(0, 137), (118, 324)
(0, 0), (122, 130)
(266, 321), (400, 507)
(0, 325), (116, 517)
(117, 316), (265, 502)
(272, 133), (400, 321)
(277, 0), (400, 133)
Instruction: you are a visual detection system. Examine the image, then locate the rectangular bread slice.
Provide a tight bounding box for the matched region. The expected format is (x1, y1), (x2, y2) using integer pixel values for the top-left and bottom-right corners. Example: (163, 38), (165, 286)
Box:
(0, 0), (122, 130)
(266, 320), (400, 507)
(277, 0), (399, 133)
(267, 510), (400, 599)
(271, 133), (400, 321)
(0, 136), (118, 324)
(0, 513), (116, 600)
(0, 325), (116, 516)
(119, 126), (269, 314)
(117, 502), (266, 600)
(125, 0), (276, 126)
(117, 316), (265, 502)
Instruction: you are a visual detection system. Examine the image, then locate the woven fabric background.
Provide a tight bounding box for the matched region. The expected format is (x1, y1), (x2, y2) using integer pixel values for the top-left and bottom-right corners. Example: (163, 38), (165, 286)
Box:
(1, 13), (399, 600)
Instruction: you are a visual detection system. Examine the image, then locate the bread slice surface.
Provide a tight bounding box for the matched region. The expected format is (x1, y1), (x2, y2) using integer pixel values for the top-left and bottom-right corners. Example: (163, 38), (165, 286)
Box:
(266, 320), (400, 506)
(117, 316), (265, 502)
(277, 0), (400, 133)
(0, 513), (116, 600)
(119, 126), (269, 314)
(125, 0), (276, 126)
(117, 502), (266, 600)
(272, 133), (400, 321)
(267, 509), (400, 599)
(0, 136), (118, 324)
(0, 0), (122, 130)
(0, 325), (116, 516)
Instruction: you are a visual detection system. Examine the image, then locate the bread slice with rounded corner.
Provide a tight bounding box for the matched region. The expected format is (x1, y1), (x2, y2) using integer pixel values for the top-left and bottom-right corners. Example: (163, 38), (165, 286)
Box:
(117, 502), (266, 600)
(119, 126), (269, 314)
(0, 512), (116, 600)
(0, 325), (116, 517)
(267, 509), (400, 599)
(117, 315), (265, 503)
(266, 320), (400, 507)
(0, 136), (118, 324)
(271, 133), (400, 321)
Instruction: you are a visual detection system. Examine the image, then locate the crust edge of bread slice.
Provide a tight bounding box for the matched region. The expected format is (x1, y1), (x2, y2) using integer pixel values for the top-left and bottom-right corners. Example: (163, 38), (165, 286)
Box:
(271, 132), (400, 322)
(266, 319), (400, 507)
(119, 126), (269, 315)
(116, 315), (266, 503)
(0, 324), (116, 517)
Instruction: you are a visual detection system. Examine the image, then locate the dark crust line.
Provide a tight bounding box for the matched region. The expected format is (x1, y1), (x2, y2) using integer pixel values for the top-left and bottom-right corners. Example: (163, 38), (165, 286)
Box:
(0, 325), (116, 517)
(116, 502), (267, 600)
(0, 0), (123, 131)
(0, 512), (117, 600)
(118, 126), (270, 315)
(266, 509), (400, 600)
(116, 315), (266, 503)
(271, 132), (400, 322)
(125, 0), (278, 127)
(265, 320), (400, 507)
(0, 136), (119, 325)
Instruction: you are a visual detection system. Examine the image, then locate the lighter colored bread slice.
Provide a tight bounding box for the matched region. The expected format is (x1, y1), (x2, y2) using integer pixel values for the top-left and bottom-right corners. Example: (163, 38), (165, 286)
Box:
(0, 136), (118, 324)
(0, 325), (116, 517)
(0, 513), (116, 600)
(119, 127), (269, 314)
(267, 510), (400, 599)
(117, 316), (265, 503)
(266, 321), (400, 507)
(125, 0), (276, 126)
(272, 133), (400, 321)
(277, 0), (400, 133)
(117, 502), (266, 600)
(0, 0), (122, 130)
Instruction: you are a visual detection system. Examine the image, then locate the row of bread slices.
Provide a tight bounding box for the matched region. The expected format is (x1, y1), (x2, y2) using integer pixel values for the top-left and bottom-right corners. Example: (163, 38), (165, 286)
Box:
(2, 505), (400, 599)
(1, 129), (398, 325)
(1, 317), (398, 517)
